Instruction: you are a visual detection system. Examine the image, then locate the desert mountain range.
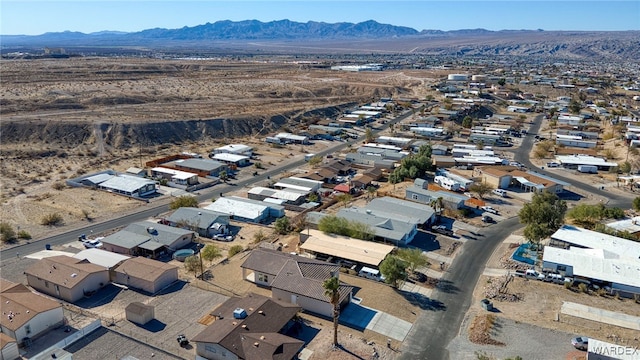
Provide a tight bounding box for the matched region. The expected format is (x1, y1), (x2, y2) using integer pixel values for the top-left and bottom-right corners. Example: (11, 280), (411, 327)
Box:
(2, 19), (639, 60)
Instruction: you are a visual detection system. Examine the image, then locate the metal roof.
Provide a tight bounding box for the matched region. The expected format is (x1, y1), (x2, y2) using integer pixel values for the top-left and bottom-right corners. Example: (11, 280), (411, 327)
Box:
(85, 173), (114, 185)
(101, 230), (151, 249)
(248, 186), (308, 201)
(204, 197), (269, 220)
(166, 207), (229, 230)
(300, 229), (395, 267)
(211, 153), (249, 162)
(336, 208), (415, 242)
(124, 221), (194, 247)
(551, 225), (640, 259)
(555, 155), (618, 167)
(99, 174), (156, 193)
(214, 144), (252, 154)
(543, 246), (640, 289)
(151, 167), (198, 180)
(175, 158), (226, 172)
(606, 217), (640, 234)
(361, 197), (435, 225)
(73, 249), (130, 268)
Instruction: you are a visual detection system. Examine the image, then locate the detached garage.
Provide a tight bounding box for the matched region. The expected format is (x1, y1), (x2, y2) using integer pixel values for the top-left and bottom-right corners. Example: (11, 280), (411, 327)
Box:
(113, 257), (178, 294)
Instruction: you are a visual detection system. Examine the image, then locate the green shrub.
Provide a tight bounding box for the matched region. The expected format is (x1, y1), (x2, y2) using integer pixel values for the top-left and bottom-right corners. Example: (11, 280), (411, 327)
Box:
(578, 283), (588, 293)
(228, 245), (244, 257)
(17, 230), (32, 240)
(0, 222), (17, 243)
(169, 195), (198, 210)
(564, 281), (573, 290)
(41, 213), (64, 226)
(52, 182), (66, 190)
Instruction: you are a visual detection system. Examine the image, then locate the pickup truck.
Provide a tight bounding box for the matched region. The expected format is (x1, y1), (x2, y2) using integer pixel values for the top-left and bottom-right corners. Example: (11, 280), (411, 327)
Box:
(431, 225), (454, 237)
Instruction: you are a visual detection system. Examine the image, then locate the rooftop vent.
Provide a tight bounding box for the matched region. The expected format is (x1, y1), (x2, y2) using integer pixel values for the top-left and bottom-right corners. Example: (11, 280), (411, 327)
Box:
(233, 308), (247, 319)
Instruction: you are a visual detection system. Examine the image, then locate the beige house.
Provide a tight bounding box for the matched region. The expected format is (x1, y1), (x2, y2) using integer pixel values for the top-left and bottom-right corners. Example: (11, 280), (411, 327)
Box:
(25, 256), (109, 303)
(0, 279), (64, 345)
(112, 257), (178, 294)
(241, 248), (352, 318)
(0, 333), (18, 360)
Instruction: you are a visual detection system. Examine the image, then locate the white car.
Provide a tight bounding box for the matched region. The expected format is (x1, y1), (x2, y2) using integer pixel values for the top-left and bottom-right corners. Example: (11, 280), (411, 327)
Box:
(83, 239), (103, 249)
(213, 234), (234, 242)
(481, 206), (499, 215)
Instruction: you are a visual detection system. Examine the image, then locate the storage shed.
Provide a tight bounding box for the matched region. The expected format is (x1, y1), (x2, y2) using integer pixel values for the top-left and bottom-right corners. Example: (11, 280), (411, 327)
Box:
(125, 302), (155, 325)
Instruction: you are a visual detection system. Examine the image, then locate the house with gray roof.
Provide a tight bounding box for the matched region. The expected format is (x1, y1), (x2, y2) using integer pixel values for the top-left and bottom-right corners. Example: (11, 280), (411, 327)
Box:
(174, 158), (228, 177)
(101, 221), (195, 258)
(405, 185), (467, 210)
(364, 197), (436, 228)
(240, 248), (352, 318)
(306, 208), (418, 246)
(204, 196), (285, 223)
(79, 172), (157, 198)
(165, 207), (230, 238)
(345, 152), (396, 169)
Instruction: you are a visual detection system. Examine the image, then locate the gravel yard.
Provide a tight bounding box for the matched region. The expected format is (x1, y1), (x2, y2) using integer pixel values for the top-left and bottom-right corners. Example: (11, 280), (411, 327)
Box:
(448, 312), (580, 360)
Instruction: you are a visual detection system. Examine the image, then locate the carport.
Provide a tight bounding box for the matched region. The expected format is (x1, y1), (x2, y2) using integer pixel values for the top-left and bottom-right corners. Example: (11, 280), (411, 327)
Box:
(513, 177), (544, 193)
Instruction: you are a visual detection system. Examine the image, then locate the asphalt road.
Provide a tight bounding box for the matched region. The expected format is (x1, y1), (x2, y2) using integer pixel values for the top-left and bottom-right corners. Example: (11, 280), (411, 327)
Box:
(400, 114), (633, 359)
(0, 108), (416, 260)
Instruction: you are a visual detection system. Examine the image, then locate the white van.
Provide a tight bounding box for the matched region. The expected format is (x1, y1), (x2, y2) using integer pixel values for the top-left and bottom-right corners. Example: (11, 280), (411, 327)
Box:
(358, 266), (385, 282)
(492, 189), (507, 197)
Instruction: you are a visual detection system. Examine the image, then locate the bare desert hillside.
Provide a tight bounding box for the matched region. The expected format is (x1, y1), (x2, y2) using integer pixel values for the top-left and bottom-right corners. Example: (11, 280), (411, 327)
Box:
(0, 58), (438, 240)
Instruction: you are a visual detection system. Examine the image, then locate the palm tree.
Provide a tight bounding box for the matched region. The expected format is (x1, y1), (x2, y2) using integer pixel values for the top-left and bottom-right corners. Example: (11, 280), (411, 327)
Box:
(322, 276), (341, 348)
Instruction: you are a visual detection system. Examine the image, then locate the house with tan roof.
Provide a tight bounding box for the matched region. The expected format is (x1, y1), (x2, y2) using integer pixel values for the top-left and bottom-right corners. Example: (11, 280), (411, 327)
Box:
(480, 166), (568, 193)
(241, 248), (352, 318)
(0, 279), (64, 345)
(24, 255), (109, 303)
(0, 332), (18, 360)
(192, 292), (303, 360)
(112, 257), (178, 294)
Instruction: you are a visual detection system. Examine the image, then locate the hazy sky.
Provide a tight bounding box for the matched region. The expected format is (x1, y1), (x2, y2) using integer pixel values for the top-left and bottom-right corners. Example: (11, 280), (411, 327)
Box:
(2, 1), (639, 35)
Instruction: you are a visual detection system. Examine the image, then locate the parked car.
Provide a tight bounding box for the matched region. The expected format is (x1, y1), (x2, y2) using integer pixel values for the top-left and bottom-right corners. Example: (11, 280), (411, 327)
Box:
(492, 189), (507, 197)
(482, 215), (494, 223)
(571, 336), (588, 351)
(546, 162), (560, 168)
(481, 206), (499, 215)
(213, 234), (234, 242)
(83, 238), (103, 249)
(432, 225), (454, 236)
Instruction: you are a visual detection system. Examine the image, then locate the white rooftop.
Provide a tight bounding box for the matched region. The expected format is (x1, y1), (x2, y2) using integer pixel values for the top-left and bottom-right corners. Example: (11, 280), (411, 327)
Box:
(215, 144), (252, 153)
(361, 143), (402, 151)
(151, 167), (197, 180)
(551, 225), (640, 259)
(211, 153), (250, 162)
(543, 246), (640, 289)
(204, 197), (267, 220)
(99, 174), (156, 192)
(73, 248), (130, 269)
(605, 217), (640, 234)
(555, 155), (618, 167)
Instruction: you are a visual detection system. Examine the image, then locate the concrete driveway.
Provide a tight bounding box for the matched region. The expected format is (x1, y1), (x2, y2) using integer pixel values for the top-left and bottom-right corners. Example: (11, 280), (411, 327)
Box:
(339, 301), (413, 342)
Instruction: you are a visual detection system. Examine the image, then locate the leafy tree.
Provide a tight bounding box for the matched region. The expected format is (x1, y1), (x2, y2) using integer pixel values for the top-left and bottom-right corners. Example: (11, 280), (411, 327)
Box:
(335, 193), (352, 208)
(462, 116), (473, 129)
(633, 197), (640, 212)
(379, 256), (407, 288)
(619, 161), (632, 175)
(228, 245), (244, 257)
(169, 195), (199, 210)
(274, 217), (291, 235)
(519, 191), (567, 246)
(396, 248), (429, 275)
(349, 221), (374, 241)
(308, 156), (323, 167)
(184, 255), (201, 278)
(201, 244), (222, 263)
(322, 276), (341, 347)
(366, 186), (377, 201)
(219, 170), (228, 183)
(497, 78), (506, 86)
(365, 127), (375, 143)
(569, 99), (581, 114)
(469, 182), (493, 199)
(0, 222), (17, 243)
(318, 215), (351, 236)
(307, 192), (319, 203)
(253, 230), (267, 243)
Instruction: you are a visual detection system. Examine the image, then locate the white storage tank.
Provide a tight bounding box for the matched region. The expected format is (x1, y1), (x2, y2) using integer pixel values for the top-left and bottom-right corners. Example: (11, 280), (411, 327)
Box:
(448, 74), (469, 81)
